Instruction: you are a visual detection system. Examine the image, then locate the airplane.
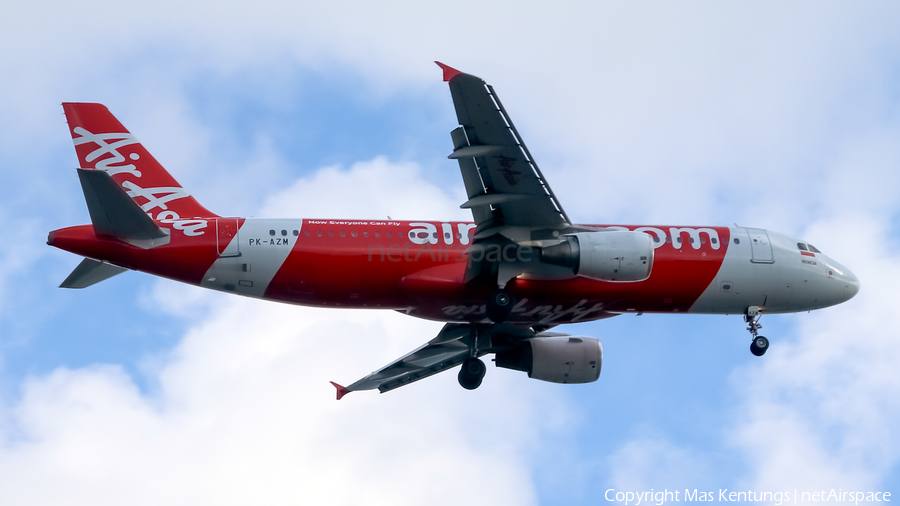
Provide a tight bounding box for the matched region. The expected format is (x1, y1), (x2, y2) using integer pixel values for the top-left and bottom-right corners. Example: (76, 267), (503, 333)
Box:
(48, 62), (860, 399)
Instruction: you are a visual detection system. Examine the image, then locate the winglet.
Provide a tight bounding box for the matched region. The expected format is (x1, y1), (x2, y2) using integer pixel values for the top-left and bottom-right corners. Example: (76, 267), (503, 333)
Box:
(330, 381), (350, 401)
(435, 61), (463, 82)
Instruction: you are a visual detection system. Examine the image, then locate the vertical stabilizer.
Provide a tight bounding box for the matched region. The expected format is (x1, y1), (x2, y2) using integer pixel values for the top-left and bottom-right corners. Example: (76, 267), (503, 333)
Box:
(62, 103), (217, 220)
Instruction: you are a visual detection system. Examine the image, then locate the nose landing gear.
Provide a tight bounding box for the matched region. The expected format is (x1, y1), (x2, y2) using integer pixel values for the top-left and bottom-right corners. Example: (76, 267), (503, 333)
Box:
(745, 306), (769, 356)
(750, 335), (769, 356)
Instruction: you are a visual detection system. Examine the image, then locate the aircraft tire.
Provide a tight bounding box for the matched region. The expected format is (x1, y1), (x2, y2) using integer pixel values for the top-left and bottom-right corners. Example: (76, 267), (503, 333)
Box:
(458, 357), (486, 390)
(486, 290), (515, 323)
(750, 336), (769, 356)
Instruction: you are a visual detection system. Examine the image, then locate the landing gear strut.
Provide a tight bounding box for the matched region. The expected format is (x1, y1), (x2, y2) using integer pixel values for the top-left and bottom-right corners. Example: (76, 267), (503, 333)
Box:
(745, 307), (769, 356)
(458, 325), (489, 390)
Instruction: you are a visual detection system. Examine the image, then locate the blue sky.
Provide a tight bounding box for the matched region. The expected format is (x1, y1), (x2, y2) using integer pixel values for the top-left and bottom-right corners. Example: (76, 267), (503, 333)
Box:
(1, 2), (899, 504)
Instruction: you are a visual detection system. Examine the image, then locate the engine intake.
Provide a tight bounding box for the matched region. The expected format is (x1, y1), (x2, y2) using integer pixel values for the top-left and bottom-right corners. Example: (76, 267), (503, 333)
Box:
(541, 231), (653, 282)
(495, 335), (602, 384)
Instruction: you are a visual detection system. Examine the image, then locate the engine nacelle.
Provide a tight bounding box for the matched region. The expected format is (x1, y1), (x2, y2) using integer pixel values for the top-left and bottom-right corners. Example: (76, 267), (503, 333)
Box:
(541, 231), (653, 282)
(494, 335), (602, 384)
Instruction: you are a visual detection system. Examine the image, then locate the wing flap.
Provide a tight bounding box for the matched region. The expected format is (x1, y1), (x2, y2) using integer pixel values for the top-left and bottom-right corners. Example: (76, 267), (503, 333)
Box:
(460, 192), (530, 209)
(448, 145), (505, 159)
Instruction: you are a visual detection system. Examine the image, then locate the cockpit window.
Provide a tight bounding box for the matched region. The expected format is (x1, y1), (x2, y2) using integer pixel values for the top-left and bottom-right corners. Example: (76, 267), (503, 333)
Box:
(808, 244), (822, 253)
(797, 243), (808, 251)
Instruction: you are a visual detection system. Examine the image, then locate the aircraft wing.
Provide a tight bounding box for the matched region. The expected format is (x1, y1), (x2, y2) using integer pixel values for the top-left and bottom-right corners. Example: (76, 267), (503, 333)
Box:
(331, 323), (474, 399)
(438, 62), (576, 242)
(330, 323), (535, 399)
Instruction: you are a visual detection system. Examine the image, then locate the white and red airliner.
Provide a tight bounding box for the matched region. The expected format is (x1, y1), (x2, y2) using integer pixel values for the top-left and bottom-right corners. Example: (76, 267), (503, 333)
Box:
(49, 62), (859, 398)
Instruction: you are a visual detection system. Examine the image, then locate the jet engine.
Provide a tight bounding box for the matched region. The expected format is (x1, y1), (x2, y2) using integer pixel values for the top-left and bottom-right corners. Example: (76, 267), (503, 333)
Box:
(541, 231), (653, 282)
(494, 334), (602, 384)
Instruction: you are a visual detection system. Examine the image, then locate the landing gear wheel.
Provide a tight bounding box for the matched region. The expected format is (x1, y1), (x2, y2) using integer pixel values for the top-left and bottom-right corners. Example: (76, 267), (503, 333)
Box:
(744, 309), (769, 357)
(486, 290), (515, 323)
(750, 336), (769, 357)
(458, 357), (486, 390)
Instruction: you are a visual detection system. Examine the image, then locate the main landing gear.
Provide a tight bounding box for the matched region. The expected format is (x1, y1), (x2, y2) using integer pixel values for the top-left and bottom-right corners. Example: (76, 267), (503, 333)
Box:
(458, 357), (487, 390)
(461, 284), (516, 389)
(458, 324), (490, 390)
(745, 306), (769, 356)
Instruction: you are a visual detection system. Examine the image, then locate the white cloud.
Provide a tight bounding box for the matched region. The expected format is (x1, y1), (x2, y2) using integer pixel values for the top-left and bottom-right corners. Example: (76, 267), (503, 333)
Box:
(259, 156), (469, 221)
(0, 158), (557, 505)
(607, 436), (713, 492)
(3, 0), (900, 502)
(0, 300), (545, 505)
(726, 215), (900, 492)
(601, 216), (900, 493)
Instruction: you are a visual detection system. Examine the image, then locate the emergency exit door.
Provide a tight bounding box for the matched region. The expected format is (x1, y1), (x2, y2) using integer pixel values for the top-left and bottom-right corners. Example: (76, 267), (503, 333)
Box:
(746, 228), (773, 263)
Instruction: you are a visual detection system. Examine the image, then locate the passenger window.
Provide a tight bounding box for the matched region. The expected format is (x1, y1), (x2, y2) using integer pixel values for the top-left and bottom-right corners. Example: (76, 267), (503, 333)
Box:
(269, 230), (275, 236)
(734, 238), (740, 244)
(281, 230), (287, 236)
(808, 244), (822, 253)
(387, 232), (393, 238)
(444, 232), (451, 239)
(363, 232), (369, 238)
(294, 230), (300, 236)
(351, 231), (358, 238)
(340, 231), (346, 237)
(417, 232), (428, 239)
(328, 231), (334, 237)
(798, 243), (808, 251)
(375, 232), (381, 238)
(304, 230), (310, 236)
(711, 238), (718, 244)
(316, 230), (322, 237)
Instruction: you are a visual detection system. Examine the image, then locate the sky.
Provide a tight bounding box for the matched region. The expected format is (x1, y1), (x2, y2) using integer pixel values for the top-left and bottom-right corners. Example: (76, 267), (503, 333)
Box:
(1, 1), (899, 504)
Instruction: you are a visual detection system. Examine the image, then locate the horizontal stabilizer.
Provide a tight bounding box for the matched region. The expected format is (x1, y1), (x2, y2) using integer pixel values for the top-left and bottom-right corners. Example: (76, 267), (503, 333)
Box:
(60, 257), (128, 289)
(77, 168), (170, 248)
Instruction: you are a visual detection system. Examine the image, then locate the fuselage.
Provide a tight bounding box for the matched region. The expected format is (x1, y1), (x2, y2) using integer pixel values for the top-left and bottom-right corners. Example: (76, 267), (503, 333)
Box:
(48, 219), (859, 325)
(52, 87), (862, 394)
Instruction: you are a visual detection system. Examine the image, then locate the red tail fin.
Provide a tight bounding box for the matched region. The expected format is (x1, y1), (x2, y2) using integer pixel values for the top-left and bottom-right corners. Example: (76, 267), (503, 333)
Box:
(62, 103), (217, 220)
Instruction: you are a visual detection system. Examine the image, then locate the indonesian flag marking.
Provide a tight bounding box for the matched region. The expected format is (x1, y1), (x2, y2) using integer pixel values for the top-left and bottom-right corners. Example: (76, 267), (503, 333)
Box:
(801, 251), (816, 257)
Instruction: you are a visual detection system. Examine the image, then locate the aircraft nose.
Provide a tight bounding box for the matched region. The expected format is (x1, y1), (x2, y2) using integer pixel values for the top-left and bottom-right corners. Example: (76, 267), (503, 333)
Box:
(842, 268), (860, 302)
